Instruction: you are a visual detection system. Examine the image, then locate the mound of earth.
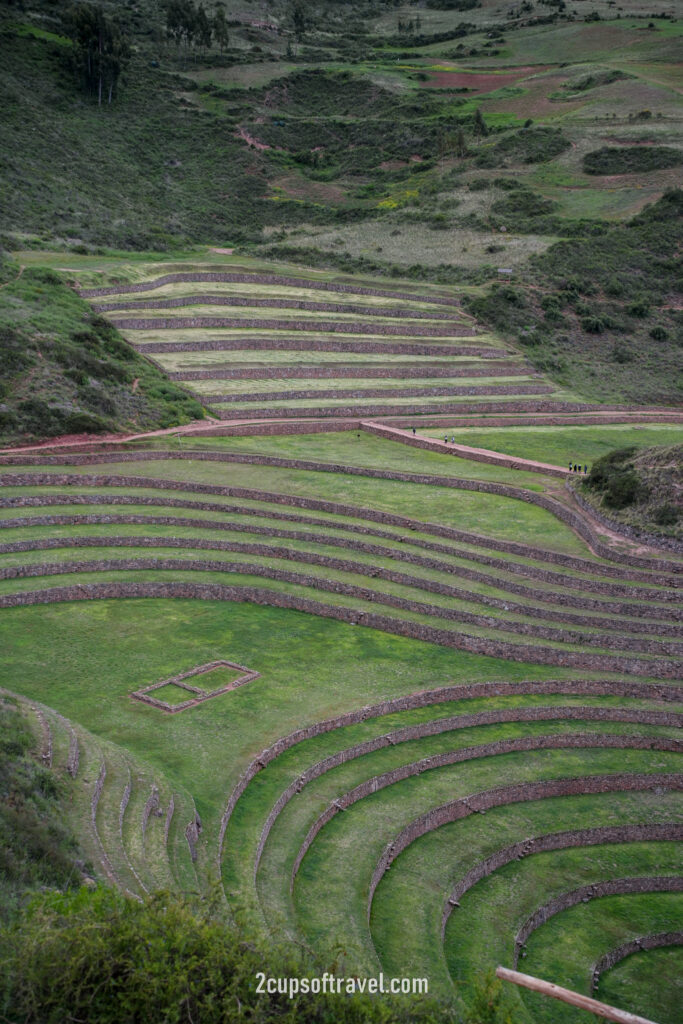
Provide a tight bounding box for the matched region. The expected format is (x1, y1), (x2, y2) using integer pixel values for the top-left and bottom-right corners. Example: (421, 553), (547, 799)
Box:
(582, 443), (682, 542)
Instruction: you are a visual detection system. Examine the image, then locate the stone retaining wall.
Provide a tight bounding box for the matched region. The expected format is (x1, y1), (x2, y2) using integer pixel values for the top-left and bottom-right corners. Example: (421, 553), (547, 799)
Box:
(92, 762), (106, 829)
(164, 796), (175, 847)
(514, 876), (683, 967)
(218, 413), (679, 436)
(295, 757), (682, 896)
(7, 554), (682, 656)
(3, 540), (681, 648)
(33, 706), (52, 767)
(134, 337), (499, 357)
(183, 411), (683, 431)
(213, 400), (600, 420)
(362, 421), (566, 479)
(95, 295), (466, 321)
(0, 490), (659, 603)
(1, 470), (679, 582)
(79, 272), (462, 306)
(217, 680), (680, 859)
(441, 824), (683, 938)
(4, 456), (680, 577)
(4, 524), (678, 626)
(591, 931), (683, 992)
(206, 383), (553, 404)
(0, 582), (680, 679)
(142, 786), (161, 837)
(119, 773), (132, 833)
(185, 817), (201, 863)
(185, 419), (363, 437)
(366, 773), (683, 922)
(253, 710), (682, 881)
(168, 363), (527, 382)
(111, 315), (475, 338)
(62, 716), (80, 778)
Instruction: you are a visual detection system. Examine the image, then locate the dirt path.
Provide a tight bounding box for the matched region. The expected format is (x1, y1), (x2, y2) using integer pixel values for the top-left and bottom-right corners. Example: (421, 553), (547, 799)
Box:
(3, 406), (682, 456)
(0, 265), (25, 290)
(236, 126), (271, 151)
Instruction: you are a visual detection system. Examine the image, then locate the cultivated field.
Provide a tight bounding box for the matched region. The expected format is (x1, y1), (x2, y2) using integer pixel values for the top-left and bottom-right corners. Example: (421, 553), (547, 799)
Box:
(73, 258), (584, 424)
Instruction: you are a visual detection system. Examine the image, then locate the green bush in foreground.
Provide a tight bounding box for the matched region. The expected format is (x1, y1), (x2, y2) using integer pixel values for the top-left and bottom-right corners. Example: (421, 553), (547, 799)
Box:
(0, 887), (454, 1024)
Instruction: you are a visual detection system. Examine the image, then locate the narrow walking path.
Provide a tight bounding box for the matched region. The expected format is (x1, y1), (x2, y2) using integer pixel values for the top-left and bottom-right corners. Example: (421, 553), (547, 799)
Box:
(361, 421), (568, 477)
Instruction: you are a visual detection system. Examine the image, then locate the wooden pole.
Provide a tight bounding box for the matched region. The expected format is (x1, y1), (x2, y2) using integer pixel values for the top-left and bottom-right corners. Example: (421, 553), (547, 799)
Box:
(495, 966), (660, 1024)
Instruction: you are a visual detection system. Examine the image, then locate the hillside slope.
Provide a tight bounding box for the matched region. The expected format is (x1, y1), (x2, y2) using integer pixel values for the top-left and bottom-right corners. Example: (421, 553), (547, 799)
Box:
(0, 255), (204, 445)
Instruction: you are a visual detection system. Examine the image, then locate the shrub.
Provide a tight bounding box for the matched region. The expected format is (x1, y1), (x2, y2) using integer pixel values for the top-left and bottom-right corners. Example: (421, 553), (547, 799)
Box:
(585, 448), (644, 509)
(604, 469), (642, 508)
(650, 326), (668, 341)
(583, 146), (683, 175)
(478, 126), (570, 167)
(581, 315), (606, 334)
(627, 300), (649, 317)
(611, 344), (633, 363)
(654, 503), (679, 526)
(0, 888), (451, 1024)
(604, 276), (624, 297)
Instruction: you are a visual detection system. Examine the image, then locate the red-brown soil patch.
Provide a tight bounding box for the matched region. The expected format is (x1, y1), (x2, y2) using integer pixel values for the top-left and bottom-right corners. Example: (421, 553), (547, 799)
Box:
(270, 175), (348, 205)
(484, 72), (584, 118)
(421, 65), (552, 92)
(236, 126), (271, 150)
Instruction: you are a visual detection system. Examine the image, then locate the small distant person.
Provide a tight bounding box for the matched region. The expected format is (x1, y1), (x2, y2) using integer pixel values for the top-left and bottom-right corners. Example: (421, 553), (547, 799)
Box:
(412, 426), (416, 435)
(584, 464), (588, 474)
(444, 435), (448, 444)
(451, 435), (455, 444)
(569, 463), (572, 473)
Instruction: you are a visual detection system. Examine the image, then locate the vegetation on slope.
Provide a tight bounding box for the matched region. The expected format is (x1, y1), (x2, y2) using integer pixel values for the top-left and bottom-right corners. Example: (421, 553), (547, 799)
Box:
(0, 13), (265, 249)
(464, 190), (683, 405)
(582, 443), (682, 540)
(0, 696), (83, 923)
(0, 886), (452, 1024)
(583, 146), (683, 176)
(0, 257), (204, 444)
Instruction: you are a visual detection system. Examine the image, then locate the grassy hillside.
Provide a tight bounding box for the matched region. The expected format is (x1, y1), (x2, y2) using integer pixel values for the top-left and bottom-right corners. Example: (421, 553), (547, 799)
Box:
(0, 695), (83, 922)
(0, 254), (204, 444)
(465, 190), (683, 405)
(0, 17), (265, 250)
(1, 0), (681, 410)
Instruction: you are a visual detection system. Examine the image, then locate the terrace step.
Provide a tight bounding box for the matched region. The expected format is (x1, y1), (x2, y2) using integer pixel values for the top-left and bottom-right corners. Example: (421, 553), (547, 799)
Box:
(119, 773), (175, 894)
(93, 751), (148, 898)
(216, 692), (681, 940)
(78, 271), (463, 307)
